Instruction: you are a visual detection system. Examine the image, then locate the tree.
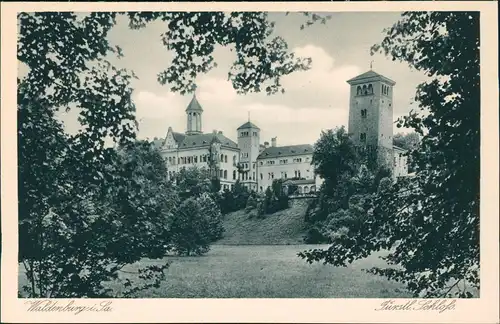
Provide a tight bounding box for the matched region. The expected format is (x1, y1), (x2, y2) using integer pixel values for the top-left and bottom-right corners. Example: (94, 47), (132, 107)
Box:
(300, 12), (480, 298)
(393, 132), (420, 151)
(169, 197), (212, 256)
(199, 193), (225, 242)
(17, 11), (330, 297)
(219, 180), (251, 214)
(174, 166), (214, 199)
(311, 126), (359, 191)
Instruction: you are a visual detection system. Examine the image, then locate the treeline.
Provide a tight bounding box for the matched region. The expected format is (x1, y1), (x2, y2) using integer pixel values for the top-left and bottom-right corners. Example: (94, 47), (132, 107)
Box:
(302, 127), (394, 244)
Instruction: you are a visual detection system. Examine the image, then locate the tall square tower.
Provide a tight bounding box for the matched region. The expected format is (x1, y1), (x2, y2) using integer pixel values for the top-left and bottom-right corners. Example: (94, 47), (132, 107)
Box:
(237, 121), (260, 190)
(347, 70), (396, 168)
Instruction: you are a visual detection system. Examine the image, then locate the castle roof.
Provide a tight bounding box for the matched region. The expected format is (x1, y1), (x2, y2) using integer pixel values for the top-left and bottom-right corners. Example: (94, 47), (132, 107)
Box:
(347, 70), (396, 86)
(257, 144), (313, 159)
(237, 121), (260, 130)
(185, 94), (203, 112)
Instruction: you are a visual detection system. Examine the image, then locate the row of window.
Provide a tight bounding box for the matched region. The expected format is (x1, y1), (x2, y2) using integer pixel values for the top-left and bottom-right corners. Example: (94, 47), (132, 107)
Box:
(356, 84), (391, 96)
(259, 185), (316, 193)
(167, 154), (237, 165)
(260, 170), (305, 180)
(239, 162), (256, 170)
(259, 157), (310, 166)
(240, 131), (259, 137)
(382, 84), (390, 96)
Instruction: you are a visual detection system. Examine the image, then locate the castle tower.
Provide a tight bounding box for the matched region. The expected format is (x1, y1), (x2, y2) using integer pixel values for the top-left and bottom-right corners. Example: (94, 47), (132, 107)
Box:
(237, 118), (260, 190)
(347, 69), (396, 169)
(185, 93), (203, 135)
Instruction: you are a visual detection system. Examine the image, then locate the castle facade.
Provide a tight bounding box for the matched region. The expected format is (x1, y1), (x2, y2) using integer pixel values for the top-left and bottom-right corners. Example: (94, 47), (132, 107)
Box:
(153, 69), (408, 193)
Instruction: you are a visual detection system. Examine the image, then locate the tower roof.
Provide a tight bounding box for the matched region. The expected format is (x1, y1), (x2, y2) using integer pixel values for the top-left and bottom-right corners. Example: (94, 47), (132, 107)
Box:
(237, 121), (260, 130)
(347, 70), (396, 86)
(185, 94), (203, 112)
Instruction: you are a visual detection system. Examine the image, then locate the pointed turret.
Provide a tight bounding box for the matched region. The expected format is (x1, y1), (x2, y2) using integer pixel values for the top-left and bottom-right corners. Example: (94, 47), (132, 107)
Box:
(186, 93), (203, 135)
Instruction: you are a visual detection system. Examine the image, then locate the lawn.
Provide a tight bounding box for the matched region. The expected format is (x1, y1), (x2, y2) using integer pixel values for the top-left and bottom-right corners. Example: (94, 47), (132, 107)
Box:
(101, 244), (411, 298)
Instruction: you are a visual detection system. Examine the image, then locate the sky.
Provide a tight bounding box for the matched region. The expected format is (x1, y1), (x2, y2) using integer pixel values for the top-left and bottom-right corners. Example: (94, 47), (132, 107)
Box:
(57, 12), (428, 146)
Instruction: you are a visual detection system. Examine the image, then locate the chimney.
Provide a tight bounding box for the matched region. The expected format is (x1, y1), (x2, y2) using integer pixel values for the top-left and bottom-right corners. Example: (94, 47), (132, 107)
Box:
(264, 141), (269, 149)
(213, 129), (217, 134)
(271, 137), (277, 147)
(218, 131), (223, 135)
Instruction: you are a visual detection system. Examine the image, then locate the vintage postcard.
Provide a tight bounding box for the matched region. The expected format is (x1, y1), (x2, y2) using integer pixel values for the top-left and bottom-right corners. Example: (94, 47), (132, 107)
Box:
(1, 1), (498, 323)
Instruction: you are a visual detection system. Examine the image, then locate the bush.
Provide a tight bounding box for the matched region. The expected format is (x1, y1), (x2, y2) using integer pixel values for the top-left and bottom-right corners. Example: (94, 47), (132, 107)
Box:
(169, 198), (213, 256)
(199, 193), (225, 241)
(303, 226), (328, 244)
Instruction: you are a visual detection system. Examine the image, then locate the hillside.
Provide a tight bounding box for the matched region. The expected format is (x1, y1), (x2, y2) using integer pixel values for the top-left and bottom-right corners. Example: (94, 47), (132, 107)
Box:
(217, 199), (311, 245)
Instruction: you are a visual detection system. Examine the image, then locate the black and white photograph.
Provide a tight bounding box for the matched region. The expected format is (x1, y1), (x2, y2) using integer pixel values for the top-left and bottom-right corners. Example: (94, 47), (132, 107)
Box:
(1, 1), (499, 323)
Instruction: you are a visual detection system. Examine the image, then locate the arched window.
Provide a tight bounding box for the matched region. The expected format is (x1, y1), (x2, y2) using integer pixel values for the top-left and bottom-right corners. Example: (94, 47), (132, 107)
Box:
(233, 170), (236, 180)
(220, 154), (224, 161)
(367, 84), (373, 94)
(225, 155), (228, 163)
(363, 85), (367, 95)
(311, 186), (316, 192)
(224, 170), (228, 179)
(233, 155), (236, 164)
(304, 186), (309, 193)
(356, 86), (362, 96)
(298, 187), (303, 194)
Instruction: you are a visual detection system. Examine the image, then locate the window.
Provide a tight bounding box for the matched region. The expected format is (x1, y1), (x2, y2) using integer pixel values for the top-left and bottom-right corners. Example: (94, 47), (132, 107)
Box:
(224, 170), (227, 179)
(284, 172), (287, 179)
(260, 186), (263, 192)
(360, 133), (367, 142)
(259, 161), (263, 166)
(224, 155), (228, 163)
(356, 86), (362, 96)
(253, 163), (255, 169)
(233, 170), (236, 180)
(233, 155), (236, 164)
(253, 172), (255, 180)
(363, 85), (367, 95)
(194, 156), (198, 163)
(367, 84), (373, 94)
(260, 173), (263, 180)
(361, 109), (367, 118)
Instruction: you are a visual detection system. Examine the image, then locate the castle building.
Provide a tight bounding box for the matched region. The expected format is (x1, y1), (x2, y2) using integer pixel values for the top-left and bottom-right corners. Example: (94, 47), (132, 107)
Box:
(256, 139), (322, 194)
(154, 69), (408, 193)
(154, 94), (240, 191)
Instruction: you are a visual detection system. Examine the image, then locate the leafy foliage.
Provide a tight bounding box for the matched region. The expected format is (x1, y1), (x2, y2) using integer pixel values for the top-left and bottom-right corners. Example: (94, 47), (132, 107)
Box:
(169, 197), (215, 256)
(19, 11), (329, 297)
(300, 12), (480, 298)
(127, 12), (315, 95)
(219, 180), (251, 214)
(258, 179), (290, 216)
(174, 166), (215, 199)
